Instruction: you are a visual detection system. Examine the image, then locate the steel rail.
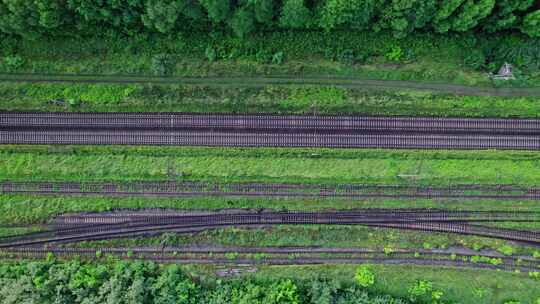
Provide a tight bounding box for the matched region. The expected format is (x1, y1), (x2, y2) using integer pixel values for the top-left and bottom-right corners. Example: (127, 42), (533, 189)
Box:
(2, 112), (540, 135)
(2, 246), (537, 273)
(1, 129), (538, 149)
(3, 180), (540, 200)
(2, 210), (539, 247)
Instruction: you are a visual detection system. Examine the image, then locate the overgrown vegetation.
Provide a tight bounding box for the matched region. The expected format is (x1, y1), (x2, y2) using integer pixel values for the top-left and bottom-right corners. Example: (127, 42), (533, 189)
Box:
(1, 260), (539, 304)
(1, 31), (540, 86)
(3, 83), (540, 118)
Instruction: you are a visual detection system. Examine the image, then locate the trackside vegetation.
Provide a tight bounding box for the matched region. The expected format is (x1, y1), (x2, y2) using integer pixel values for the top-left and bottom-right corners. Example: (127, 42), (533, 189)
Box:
(3, 83), (540, 118)
(1, 146), (539, 186)
(1, 260), (539, 304)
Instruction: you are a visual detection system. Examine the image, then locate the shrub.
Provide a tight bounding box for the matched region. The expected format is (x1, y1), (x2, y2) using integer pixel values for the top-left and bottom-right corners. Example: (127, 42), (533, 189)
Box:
(337, 49), (355, 64)
(3, 54), (24, 71)
(385, 46), (403, 62)
(151, 54), (175, 76)
(205, 46), (218, 62)
(464, 49), (486, 70)
(271, 51), (284, 65)
(354, 265), (375, 288)
(408, 280), (432, 298)
(497, 245), (514, 256)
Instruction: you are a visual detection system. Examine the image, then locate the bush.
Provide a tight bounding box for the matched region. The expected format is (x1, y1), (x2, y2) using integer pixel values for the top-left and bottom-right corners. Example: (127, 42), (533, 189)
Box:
(337, 49), (355, 64)
(205, 46), (218, 62)
(408, 280), (432, 298)
(497, 245), (514, 256)
(272, 51), (284, 65)
(385, 46), (403, 62)
(354, 265), (375, 288)
(3, 54), (24, 71)
(151, 54), (175, 76)
(464, 49), (486, 70)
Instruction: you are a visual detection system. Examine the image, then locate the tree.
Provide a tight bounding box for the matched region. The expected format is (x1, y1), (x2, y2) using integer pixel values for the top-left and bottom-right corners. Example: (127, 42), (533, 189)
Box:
(67, 0), (144, 34)
(279, 0), (311, 28)
(229, 6), (256, 38)
(200, 0), (231, 23)
(449, 0), (496, 32)
(374, 0), (437, 38)
(521, 10), (540, 37)
(251, 0), (274, 24)
(317, 0), (375, 31)
(483, 0), (534, 32)
(0, 0), (41, 37)
(141, 0), (202, 33)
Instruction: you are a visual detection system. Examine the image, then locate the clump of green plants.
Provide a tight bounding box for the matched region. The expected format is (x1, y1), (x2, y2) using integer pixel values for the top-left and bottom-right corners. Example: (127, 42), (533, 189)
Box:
(151, 54), (175, 76)
(3, 54), (24, 71)
(355, 265), (375, 288)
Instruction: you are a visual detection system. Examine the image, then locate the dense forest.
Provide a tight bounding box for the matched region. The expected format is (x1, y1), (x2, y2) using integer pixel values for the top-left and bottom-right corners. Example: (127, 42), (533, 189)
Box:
(0, 0), (539, 39)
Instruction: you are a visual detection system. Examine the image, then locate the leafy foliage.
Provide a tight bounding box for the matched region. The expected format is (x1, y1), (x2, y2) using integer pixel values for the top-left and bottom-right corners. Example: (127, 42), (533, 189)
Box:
(0, 260), (417, 304)
(1, 0), (540, 38)
(355, 265), (375, 288)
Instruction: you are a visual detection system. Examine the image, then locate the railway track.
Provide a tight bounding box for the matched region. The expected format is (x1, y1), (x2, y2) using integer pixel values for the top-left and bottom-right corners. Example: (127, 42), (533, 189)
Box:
(2, 210), (539, 247)
(1, 112), (540, 149)
(3, 180), (540, 200)
(2, 246), (537, 273)
(3, 113), (540, 134)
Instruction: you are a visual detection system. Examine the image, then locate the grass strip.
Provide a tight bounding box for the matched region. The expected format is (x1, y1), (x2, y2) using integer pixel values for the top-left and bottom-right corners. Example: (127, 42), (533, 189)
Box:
(68, 225), (539, 257)
(3, 83), (540, 118)
(1, 146), (538, 186)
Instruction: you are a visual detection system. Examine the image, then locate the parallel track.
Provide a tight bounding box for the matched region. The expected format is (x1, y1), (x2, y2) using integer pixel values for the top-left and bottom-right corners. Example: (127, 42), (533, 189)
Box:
(2, 246), (538, 272)
(3, 113), (540, 134)
(3, 180), (540, 200)
(1, 113), (540, 149)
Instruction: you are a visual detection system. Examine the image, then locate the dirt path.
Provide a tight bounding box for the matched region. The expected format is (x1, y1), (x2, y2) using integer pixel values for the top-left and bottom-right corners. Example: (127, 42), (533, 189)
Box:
(2, 73), (540, 97)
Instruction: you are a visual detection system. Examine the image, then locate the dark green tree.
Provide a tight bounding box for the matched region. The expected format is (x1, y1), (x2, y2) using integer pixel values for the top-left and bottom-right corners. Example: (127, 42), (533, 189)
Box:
(200, 0), (231, 23)
(521, 10), (540, 37)
(229, 6), (256, 37)
(279, 0), (312, 28)
(483, 0), (534, 32)
(317, 0), (375, 31)
(141, 0), (203, 33)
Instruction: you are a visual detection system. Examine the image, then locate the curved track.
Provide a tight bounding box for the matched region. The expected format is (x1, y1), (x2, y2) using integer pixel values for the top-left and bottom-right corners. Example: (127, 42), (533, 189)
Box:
(2, 210), (539, 247)
(1, 112), (540, 149)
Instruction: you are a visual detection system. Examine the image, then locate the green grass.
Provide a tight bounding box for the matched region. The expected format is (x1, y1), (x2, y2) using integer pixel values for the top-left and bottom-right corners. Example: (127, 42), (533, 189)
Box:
(1, 146), (539, 186)
(69, 224), (540, 257)
(236, 264), (540, 304)
(2, 82), (540, 117)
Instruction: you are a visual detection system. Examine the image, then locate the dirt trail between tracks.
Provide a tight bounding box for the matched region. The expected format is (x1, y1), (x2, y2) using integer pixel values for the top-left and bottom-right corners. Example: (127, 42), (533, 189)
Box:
(2, 73), (540, 97)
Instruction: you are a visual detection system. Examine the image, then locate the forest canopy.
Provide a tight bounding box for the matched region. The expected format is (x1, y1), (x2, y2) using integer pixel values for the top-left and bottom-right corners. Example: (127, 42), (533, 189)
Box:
(0, 0), (539, 39)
